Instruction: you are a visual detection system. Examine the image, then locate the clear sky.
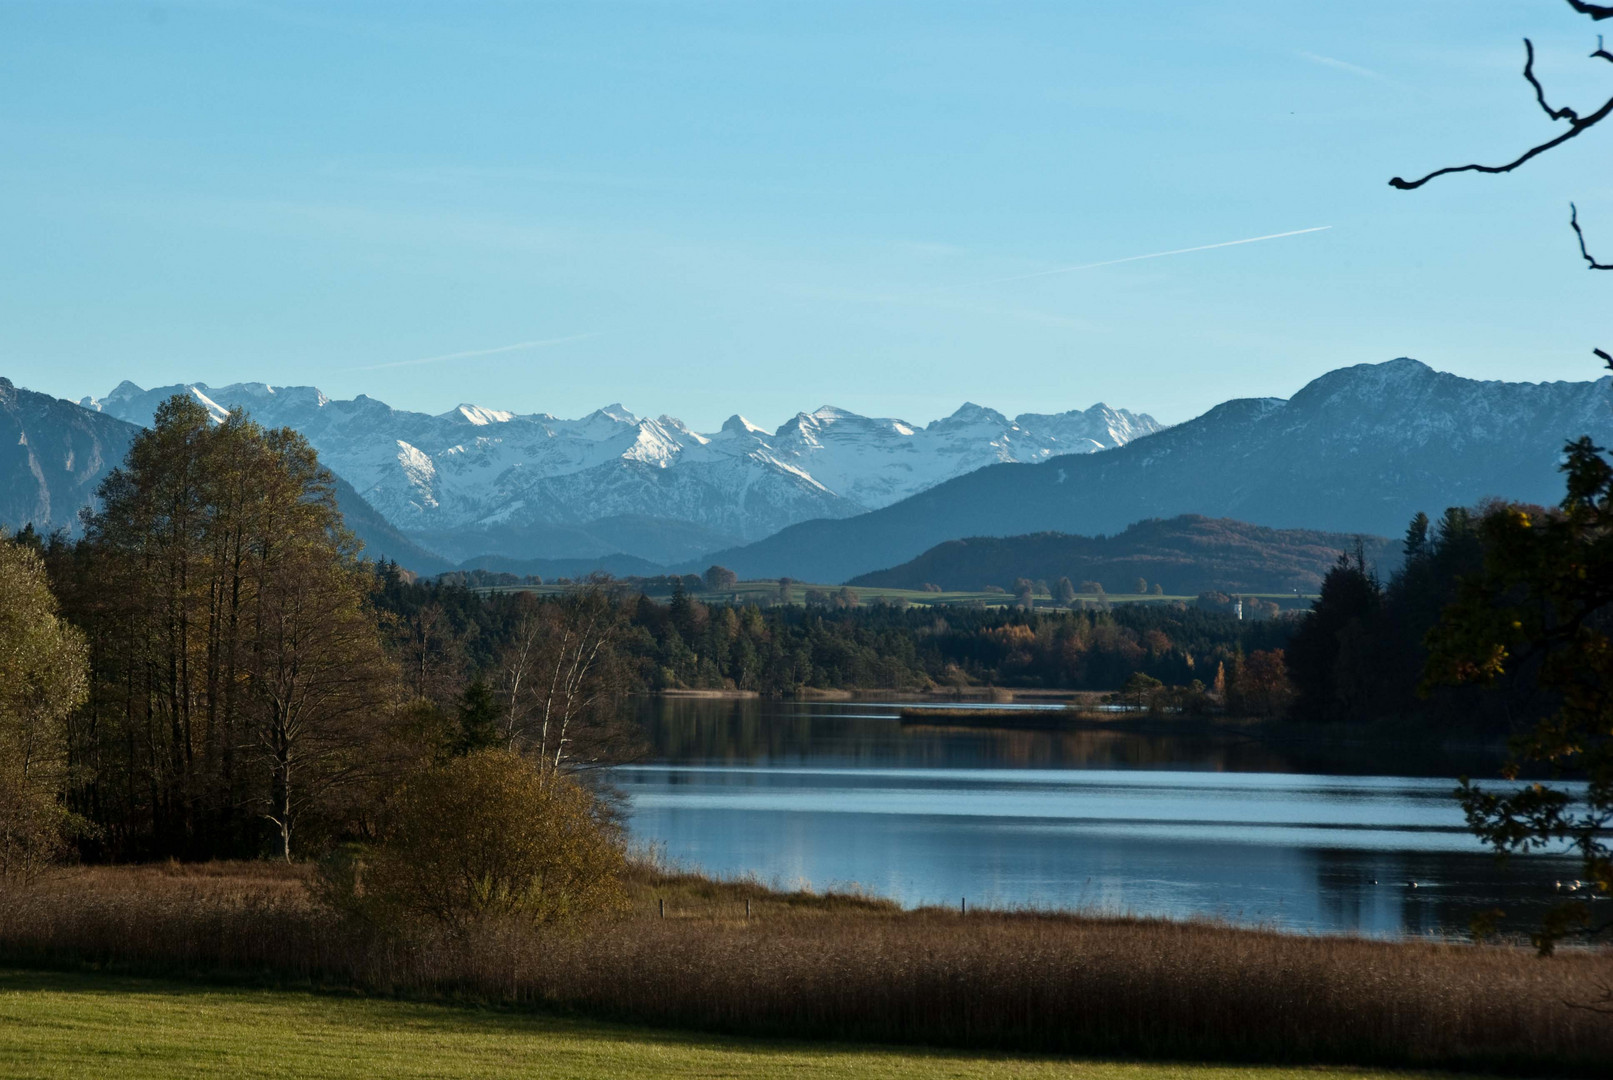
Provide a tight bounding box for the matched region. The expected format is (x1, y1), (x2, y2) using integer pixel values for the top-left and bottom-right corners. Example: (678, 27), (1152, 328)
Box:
(2, 1), (1610, 430)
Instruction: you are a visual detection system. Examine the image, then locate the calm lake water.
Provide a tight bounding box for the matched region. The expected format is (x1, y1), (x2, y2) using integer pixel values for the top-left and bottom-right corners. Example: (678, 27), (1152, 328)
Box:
(617, 698), (1591, 939)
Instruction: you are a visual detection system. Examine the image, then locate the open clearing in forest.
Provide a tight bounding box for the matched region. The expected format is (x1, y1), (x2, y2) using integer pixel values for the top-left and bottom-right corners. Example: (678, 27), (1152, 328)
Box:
(0, 968), (1474, 1080)
(478, 579), (1314, 610)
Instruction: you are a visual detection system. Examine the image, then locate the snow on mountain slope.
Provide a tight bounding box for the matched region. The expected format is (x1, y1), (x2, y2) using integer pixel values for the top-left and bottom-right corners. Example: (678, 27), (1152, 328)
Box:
(82, 382), (1161, 562)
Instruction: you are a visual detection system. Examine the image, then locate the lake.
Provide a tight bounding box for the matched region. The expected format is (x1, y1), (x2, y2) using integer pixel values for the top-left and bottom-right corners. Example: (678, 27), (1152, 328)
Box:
(617, 697), (1589, 938)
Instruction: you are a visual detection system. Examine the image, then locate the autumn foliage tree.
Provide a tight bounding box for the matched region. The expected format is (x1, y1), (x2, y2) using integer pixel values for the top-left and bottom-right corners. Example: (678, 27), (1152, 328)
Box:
(0, 534), (88, 882)
(1228, 649), (1293, 718)
(62, 396), (395, 860)
(352, 749), (626, 933)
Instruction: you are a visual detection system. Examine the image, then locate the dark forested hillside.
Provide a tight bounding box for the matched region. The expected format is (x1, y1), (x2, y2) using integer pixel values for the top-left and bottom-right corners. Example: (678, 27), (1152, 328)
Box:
(848, 516), (1397, 595)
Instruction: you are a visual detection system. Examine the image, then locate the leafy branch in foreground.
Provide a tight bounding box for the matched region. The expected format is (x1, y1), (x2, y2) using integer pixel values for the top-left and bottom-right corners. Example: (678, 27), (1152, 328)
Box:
(1424, 439), (1613, 952)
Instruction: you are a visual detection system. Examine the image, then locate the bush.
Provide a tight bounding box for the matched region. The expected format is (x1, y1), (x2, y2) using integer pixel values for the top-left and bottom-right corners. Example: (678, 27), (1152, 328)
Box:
(334, 751), (626, 934)
(0, 780), (79, 886)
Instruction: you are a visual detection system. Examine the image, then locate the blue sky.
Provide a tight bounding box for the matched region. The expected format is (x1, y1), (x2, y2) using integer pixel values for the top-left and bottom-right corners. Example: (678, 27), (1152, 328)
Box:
(2, 1), (1610, 429)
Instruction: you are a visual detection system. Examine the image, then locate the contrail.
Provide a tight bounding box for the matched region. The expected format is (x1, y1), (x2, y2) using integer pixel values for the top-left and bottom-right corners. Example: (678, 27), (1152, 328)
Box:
(935, 226), (1332, 292)
(356, 332), (603, 371)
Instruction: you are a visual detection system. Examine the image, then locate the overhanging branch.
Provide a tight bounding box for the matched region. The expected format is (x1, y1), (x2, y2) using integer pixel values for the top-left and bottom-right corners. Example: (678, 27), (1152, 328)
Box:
(1572, 203), (1613, 269)
(1527, 39), (1580, 121)
(1567, 1), (1613, 21)
(1389, 38), (1613, 190)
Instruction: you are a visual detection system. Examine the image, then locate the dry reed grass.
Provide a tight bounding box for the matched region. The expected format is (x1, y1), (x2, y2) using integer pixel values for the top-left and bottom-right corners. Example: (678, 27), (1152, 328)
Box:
(0, 861), (1608, 1075)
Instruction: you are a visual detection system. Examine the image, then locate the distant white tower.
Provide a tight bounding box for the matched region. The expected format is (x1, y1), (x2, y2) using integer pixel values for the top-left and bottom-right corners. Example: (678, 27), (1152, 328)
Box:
(1233, 597), (1243, 621)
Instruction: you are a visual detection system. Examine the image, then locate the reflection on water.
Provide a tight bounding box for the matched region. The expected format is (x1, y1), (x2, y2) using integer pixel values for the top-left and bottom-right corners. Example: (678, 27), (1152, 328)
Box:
(620, 698), (1588, 938)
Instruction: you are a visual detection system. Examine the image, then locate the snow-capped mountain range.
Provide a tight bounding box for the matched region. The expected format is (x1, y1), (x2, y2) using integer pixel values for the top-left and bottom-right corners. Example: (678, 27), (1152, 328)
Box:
(81, 381), (1160, 563)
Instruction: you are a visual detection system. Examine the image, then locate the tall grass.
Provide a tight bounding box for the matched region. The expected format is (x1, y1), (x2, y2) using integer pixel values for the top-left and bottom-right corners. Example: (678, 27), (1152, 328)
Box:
(0, 861), (1608, 1075)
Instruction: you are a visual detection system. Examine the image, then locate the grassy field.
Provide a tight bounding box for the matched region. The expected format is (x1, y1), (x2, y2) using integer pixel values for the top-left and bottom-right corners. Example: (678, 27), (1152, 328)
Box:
(479, 579), (1313, 610)
(0, 968), (1479, 1080)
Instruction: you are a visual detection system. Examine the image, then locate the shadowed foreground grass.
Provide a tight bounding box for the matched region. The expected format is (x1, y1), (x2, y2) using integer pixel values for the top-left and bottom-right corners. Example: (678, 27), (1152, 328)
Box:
(0, 968), (1470, 1080)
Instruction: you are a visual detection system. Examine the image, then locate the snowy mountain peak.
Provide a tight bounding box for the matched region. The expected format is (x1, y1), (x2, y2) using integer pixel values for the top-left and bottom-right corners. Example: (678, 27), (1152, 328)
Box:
(82, 378), (1164, 563)
(720, 414), (769, 437)
(80, 379), (146, 412)
(936, 402), (1009, 428)
(447, 404), (516, 426)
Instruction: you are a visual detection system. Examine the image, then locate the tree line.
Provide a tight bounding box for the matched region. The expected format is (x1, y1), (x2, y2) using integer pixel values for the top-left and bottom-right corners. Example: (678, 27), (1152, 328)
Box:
(1282, 447), (1612, 946)
(3, 398), (635, 881)
(376, 572), (1292, 703)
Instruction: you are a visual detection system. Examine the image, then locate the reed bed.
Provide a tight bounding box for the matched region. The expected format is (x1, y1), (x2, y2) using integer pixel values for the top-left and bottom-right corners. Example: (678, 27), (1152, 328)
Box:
(0, 862), (1608, 1075)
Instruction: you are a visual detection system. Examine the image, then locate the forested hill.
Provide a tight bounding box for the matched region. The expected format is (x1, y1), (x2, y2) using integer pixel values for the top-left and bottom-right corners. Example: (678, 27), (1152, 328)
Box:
(693, 359), (1613, 583)
(847, 516), (1397, 595)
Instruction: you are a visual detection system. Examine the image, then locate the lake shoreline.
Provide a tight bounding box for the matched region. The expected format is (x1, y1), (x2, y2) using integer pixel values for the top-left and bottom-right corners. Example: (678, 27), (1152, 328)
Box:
(627, 695), (1556, 937)
(646, 687), (1118, 705)
(891, 703), (1513, 752)
(646, 689), (1515, 749)
(645, 689), (1513, 757)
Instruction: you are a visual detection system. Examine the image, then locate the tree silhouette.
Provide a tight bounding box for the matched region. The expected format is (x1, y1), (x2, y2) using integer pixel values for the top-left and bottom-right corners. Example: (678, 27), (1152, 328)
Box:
(1391, 0), (1613, 364)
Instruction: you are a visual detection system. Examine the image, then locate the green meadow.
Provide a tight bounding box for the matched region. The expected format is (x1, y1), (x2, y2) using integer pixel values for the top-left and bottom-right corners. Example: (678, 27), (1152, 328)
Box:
(481, 579), (1311, 610)
(0, 969), (1471, 1080)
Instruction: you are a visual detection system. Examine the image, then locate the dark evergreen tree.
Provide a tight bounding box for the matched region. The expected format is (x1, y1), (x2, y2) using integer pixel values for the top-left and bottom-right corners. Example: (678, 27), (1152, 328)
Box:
(455, 679), (501, 755)
(1284, 551), (1382, 723)
(1403, 511), (1431, 562)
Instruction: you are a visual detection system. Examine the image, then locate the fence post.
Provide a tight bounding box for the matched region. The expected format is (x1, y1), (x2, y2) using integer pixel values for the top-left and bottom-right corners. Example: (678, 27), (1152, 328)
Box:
(659, 898), (665, 919)
(745, 898), (751, 920)
(961, 896), (967, 915)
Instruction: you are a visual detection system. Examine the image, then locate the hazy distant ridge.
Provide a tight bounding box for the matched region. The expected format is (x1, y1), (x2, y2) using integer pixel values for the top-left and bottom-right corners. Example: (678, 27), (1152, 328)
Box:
(696, 359), (1613, 583)
(848, 515), (1398, 596)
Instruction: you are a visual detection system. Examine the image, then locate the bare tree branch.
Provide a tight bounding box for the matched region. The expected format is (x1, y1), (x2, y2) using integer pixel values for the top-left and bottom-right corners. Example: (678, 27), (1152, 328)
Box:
(1566, 1), (1613, 21)
(1526, 39), (1581, 121)
(1572, 203), (1613, 269)
(1389, 38), (1613, 190)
